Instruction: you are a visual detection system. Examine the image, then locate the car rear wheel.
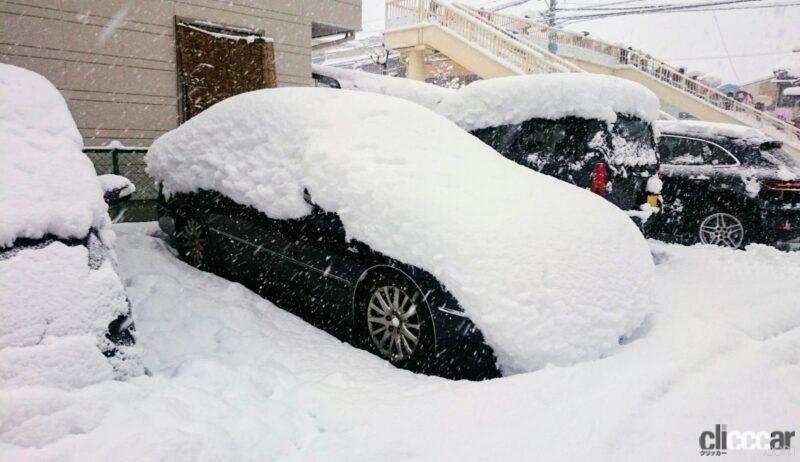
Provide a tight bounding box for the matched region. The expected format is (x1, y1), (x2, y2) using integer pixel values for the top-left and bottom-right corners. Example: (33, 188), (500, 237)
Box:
(355, 272), (435, 372)
(175, 214), (208, 269)
(698, 212), (745, 248)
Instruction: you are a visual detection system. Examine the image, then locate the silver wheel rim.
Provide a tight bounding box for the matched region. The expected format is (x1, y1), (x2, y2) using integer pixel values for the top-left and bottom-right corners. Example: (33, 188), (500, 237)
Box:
(180, 218), (206, 267)
(699, 212), (744, 248)
(367, 286), (421, 361)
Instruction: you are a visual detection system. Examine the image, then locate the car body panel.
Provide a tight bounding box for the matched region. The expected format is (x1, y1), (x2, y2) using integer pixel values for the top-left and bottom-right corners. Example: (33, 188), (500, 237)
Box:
(164, 190), (500, 379)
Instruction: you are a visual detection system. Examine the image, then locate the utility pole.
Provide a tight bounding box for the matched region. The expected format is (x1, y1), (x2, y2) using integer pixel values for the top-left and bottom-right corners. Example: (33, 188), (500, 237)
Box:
(545, 0), (559, 54)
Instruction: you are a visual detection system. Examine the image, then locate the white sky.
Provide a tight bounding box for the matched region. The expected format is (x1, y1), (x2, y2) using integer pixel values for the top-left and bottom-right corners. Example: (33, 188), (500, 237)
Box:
(361, 0), (800, 84)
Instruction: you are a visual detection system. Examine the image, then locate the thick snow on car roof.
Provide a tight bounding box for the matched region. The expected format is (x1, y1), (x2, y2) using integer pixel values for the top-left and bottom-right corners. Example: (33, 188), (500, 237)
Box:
(437, 74), (661, 132)
(0, 64), (108, 247)
(312, 64), (455, 111)
(147, 87), (654, 373)
(655, 120), (774, 145)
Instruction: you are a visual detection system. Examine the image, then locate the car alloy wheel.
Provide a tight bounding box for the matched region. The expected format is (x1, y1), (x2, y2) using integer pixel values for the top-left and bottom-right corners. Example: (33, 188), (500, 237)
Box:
(698, 212), (744, 248)
(367, 285), (422, 361)
(178, 216), (207, 268)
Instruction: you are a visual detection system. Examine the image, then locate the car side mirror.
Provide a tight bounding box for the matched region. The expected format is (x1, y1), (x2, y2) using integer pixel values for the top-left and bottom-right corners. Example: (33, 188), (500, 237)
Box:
(98, 174), (136, 206)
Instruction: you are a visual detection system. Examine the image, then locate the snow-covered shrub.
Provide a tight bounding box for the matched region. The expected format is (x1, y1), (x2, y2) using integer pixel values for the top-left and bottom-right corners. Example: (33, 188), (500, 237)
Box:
(148, 87), (654, 373)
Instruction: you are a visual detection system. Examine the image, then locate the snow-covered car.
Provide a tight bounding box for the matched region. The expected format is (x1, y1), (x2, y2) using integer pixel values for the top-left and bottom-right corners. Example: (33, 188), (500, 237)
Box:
(147, 87), (655, 378)
(646, 120), (800, 249)
(0, 64), (142, 384)
(436, 74), (663, 220)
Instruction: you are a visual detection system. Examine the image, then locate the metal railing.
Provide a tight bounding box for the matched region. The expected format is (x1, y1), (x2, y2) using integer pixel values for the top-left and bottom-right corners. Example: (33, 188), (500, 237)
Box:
(461, 7), (800, 146)
(386, 0), (579, 75)
(385, 1), (800, 147)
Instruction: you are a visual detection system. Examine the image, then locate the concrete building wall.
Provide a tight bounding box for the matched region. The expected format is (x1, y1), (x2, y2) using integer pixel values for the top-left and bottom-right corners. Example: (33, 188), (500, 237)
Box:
(0, 0), (361, 146)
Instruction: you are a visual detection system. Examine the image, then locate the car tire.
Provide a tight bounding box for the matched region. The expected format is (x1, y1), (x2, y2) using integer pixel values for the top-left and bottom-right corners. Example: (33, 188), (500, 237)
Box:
(175, 212), (209, 269)
(354, 271), (436, 373)
(696, 210), (749, 249)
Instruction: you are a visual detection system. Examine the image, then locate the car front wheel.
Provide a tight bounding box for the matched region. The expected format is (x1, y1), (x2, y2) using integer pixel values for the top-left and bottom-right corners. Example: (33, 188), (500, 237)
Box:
(175, 213), (208, 269)
(355, 271), (436, 373)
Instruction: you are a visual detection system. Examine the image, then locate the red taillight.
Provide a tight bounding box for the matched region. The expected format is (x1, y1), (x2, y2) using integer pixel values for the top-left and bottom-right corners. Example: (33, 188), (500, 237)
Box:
(764, 180), (800, 191)
(590, 163), (607, 197)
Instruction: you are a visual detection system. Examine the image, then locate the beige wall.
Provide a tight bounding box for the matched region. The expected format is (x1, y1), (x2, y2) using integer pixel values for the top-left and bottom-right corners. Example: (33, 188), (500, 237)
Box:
(0, 0), (361, 146)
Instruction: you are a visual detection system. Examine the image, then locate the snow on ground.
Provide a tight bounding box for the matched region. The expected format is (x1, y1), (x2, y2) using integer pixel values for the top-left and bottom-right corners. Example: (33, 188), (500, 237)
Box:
(2, 222), (798, 461)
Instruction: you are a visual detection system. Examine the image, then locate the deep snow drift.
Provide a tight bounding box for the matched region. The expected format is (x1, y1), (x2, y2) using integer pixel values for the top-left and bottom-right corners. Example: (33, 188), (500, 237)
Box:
(2, 223), (798, 461)
(0, 64), (108, 247)
(147, 87), (654, 372)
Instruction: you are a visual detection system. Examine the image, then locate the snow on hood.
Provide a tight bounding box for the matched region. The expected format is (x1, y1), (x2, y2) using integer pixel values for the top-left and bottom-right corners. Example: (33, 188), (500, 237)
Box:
(147, 88), (654, 373)
(312, 64), (456, 111)
(0, 64), (108, 247)
(654, 120), (772, 145)
(436, 74), (660, 132)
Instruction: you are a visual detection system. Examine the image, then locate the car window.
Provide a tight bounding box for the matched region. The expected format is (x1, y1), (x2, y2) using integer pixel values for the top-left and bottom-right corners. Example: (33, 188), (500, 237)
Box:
(660, 136), (736, 166)
(472, 124), (521, 155)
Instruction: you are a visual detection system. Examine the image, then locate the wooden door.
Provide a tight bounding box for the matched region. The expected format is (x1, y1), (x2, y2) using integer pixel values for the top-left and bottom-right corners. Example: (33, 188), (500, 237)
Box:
(175, 19), (276, 121)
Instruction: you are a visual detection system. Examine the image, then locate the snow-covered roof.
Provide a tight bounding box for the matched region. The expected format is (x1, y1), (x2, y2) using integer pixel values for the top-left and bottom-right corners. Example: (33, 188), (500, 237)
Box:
(312, 64), (455, 111)
(0, 64), (108, 247)
(655, 120), (774, 145)
(436, 74), (661, 131)
(147, 87), (654, 373)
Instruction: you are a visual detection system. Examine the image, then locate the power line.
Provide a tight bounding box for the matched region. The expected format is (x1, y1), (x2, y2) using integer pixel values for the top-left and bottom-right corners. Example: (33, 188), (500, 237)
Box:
(558, 0), (759, 11)
(711, 9), (742, 83)
(557, 0), (799, 23)
(664, 50), (800, 60)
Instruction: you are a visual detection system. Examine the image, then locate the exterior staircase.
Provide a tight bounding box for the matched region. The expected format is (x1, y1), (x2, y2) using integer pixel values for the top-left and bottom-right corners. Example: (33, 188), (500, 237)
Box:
(384, 0), (800, 157)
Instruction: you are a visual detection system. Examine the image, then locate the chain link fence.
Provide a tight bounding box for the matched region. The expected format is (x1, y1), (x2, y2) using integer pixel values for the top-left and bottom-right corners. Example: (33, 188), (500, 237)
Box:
(84, 146), (158, 222)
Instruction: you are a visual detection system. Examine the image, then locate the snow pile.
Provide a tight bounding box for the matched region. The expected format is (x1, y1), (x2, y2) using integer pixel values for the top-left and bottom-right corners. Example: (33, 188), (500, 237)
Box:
(436, 74), (660, 132)
(147, 88), (654, 372)
(312, 64), (455, 111)
(3, 224), (799, 461)
(0, 64), (108, 247)
(655, 120), (772, 145)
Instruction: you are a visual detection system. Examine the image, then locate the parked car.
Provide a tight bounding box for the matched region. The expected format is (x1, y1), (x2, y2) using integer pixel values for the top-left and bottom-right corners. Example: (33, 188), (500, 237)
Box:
(312, 69), (663, 219)
(148, 87), (655, 379)
(0, 64), (141, 383)
(646, 120), (800, 249)
(435, 75), (663, 220)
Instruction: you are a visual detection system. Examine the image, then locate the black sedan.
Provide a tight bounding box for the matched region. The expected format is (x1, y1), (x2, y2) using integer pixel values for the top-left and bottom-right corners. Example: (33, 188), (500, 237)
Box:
(646, 120), (800, 249)
(159, 190), (499, 380)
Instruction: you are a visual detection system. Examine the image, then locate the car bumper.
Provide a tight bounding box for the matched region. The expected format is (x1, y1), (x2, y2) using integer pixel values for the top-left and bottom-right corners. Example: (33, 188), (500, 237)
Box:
(760, 204), (800, 250)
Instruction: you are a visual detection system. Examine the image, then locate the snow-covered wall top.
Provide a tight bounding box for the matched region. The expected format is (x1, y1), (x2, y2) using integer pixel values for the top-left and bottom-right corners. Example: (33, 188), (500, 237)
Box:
(436, 74), (661, 131)
(312, 64), (456, 111)
(147, 88), (654, 373)
(655, 120), (773, 145)
(0, 64), (108, 247)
